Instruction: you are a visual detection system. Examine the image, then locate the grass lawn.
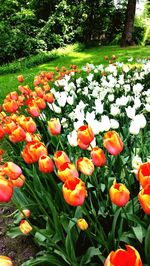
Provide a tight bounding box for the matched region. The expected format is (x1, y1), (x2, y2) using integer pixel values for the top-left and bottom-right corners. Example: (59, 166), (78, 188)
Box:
(0, 45), (149, 104)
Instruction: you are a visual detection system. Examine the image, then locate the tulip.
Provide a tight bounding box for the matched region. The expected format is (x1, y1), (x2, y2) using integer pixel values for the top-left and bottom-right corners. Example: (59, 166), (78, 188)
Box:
(63, 177), (87, 206)
(76, 157), (94, 176)
(109, 180), (130, 207)
(91, 146), (106, 167)
(138, 162), (150, 188)
(11, 174), (26, 188)
(9, 126), (26, 143)
(38, 155), (54, 173)
(19, 220), (32, 235)
(0, 124), (5, 139)
(44, 92), (55, 104)
(53, 151), (70, 169)
(104, 245), (142, 266)
(103, 131), (123, 155)
(57, 162), (79, 182)
(138, 184), (150, 215)
(3, 120), (17, 134)
(18, 116), (37, 133)
(3, 162), (22, 180)
(0, 177), (13, 202)
(28, 103), (40, 117)
(76, 218), (88, 230)
(21, 209), (31, 218)
(35, 97), (46, 110)
(77, 138), (89, 150)
(0, 256), (13, 266)
(3, 100), (18, 113)
(77, 125), (94, 145)
(48, 118), (61, 136)
(22, 141), (48, 164)
(17, 75), (24, 82)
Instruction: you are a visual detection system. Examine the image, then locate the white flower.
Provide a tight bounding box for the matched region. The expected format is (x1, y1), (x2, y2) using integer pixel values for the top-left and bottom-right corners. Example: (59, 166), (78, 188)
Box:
(57, 92), (67, 107)
(122, 65), (130, 73)
(90, 120), (101, 135)
(85, 111), (96, 124)
(48, 103), (62, 114)
(145, 104), (150, 112)
(74, 120), (84, 130)
(134, 114), (146, 129)
(94, 99), (104, 114)
(87, 73), (94, 82)
(108, 94), (114, 102)
(110, 105), (120, 116)
(133, 83), (143, 95)
(99, 115), (111, 132)
(125, 106), (136, 119)
(116, 96), (128, 106)
(110, 119), (119, 129)
(67, 96), (74, 105)
(132, 155), (142, 170)
(133, 97), (141, 109)
(67, 130), (78, 147)
(61, 118), (68, 128)
(129, 120), (140, 135)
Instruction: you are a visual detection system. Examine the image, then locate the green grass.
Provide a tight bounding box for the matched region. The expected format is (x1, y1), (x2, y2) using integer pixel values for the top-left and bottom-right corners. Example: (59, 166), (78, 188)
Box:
(0, 45), (149, 104)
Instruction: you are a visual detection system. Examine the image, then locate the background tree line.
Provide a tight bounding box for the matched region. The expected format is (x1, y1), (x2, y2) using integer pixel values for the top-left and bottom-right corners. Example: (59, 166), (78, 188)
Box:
(0, 0), (149, 64)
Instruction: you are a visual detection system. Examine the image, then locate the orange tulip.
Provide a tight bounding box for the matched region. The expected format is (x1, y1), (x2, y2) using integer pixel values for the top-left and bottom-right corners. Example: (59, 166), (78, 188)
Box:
(3, 120), (17, 134)
(3, 100), (18, 113)
(76, 218), (88, 230)
(0, 124), (5, 139)
(11, 174), (26, 188)
(77, 138), (89, 150)
(138, 184), (150, 215)
(19, 220), (32, 234)
(38, 155), (54, 173)
(35, 97), (46, 110)
(48, 118), (61, 136)
(53, 151), (70, 169)
(0, 255), (13, 266)
(77, 125), (94, 145)
(103, 131), (123, 155)
(57, 162), (79, 182)
(28, 103), (40, 117)
(9, 126), (26, 143)
(22, 141), (48, 164)
(17, 74), (24, 82)
(44, 92), (55, 103)
(104, 245), (142, 266)
(76, 157), (94, 176)
(138, 162), (150, 188)
(91, 146), (106, 167)
(63, 177), (87, 206)
(3, 162), (22, 180)
(18, 116), (36, 133)
(109, 180), (130, 207)
(0, 177), (13, 202)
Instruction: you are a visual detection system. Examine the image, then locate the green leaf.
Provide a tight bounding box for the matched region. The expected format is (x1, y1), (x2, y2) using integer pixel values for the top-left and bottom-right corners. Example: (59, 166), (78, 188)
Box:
(7, 227), (23, 238)
(80, 247), (101, 266)
(132, 225), (146, 243)
(145, 224), (150, 265)
(21, 254), (67, 266)
(65, 229), (77, 265)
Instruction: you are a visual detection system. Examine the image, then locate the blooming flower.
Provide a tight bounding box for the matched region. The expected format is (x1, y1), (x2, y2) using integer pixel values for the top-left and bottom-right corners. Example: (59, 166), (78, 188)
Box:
(103, 131), (123, 155)
(138, 184), (150, 215)
(109, 180), (130, 207)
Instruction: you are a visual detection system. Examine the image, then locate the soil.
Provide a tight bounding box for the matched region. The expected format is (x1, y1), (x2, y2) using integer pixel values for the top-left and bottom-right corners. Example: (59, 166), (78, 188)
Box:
(0, 207), (38, 266)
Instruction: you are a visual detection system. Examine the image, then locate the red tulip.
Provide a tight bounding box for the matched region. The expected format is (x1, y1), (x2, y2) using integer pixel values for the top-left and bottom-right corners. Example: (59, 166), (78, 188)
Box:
(0, 177), (13, 202)
(104, 245), (142, 266)
(63, 177), (87, 206)
(103, 131), (123, 155)
(91, 146), (106, 167)
(138, 184), (150, 215)
(77, 125), (94, 145)
(109, 180), (130, 207)
(38, 155), (54, 173)
(138, 162), (150, 188)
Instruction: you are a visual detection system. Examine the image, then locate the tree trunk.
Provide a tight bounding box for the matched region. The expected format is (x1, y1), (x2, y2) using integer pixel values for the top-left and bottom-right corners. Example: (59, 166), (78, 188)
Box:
(120, 0), (137, 47)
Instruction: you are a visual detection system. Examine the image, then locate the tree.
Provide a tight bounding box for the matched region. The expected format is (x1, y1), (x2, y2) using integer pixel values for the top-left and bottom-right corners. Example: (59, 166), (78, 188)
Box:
(120, 0), (137, 46)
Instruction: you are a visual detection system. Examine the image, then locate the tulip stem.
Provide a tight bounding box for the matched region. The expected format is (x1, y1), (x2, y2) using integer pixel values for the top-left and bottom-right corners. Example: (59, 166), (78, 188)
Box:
(122, 207), (130, 228)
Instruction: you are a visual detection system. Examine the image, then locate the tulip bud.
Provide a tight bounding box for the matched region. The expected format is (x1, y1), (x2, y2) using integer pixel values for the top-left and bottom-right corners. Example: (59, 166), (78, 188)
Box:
(21, 209), (31, 218)
(0, 255), (13, 266)
(77, 218), (88, 230)
(17, 75), (24, 83)
(53, 151), (70, 169)
(109, 180), (130, 207)
(91, 146), (106, 167)
(103, 131), (123, 155)
(48, 118), (61, 136)
(76, 157), (94, 176)
(19, 220), (32, 235)
(38, 155), (54, 173)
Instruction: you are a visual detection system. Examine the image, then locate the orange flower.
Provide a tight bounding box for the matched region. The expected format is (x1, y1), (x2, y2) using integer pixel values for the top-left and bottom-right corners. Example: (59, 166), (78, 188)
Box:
(9, 126), (26, 143)
(109, 180), (130, 207)
(3, 120), (17, 134)
(104, 245), (142, 266)
(18, 116), (37, 133)
(138, 162), (150, 188)
(53, 151), (70, 169)
(91, 146), (106, 167)
(138, 184), (150, 215)
(35, 97), (46, 110)
(77, 138), (89, 150)
(28, 103), (40, 117)
(76, 157), (94, 176)
(11, 174), (26, 188)
(38, 155), (54, 173)
(19, 220), (32, 235)
(0, 124), (5, 139)
(22, 141), (48, 164)
(48, 118), (61, 136)
(57, 162), (79, 182)
(3, 100), (18, 113)
(0, 255), (13, 266)
(0, 177), (13, 202)
(3, 162), (22, 180)
(17, 74), (24, 83)
(44, 92), (55, 103)
(63, 177), (87, 206)
(77, 125), (94, 145)
(76, 218), (88, 230)
(103, 131), (123, 155)
(21, 209), (31, 218)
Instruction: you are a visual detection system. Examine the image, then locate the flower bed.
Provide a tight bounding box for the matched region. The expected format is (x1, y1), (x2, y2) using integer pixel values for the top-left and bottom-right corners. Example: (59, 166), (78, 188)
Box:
(0, 59), (150, 265)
